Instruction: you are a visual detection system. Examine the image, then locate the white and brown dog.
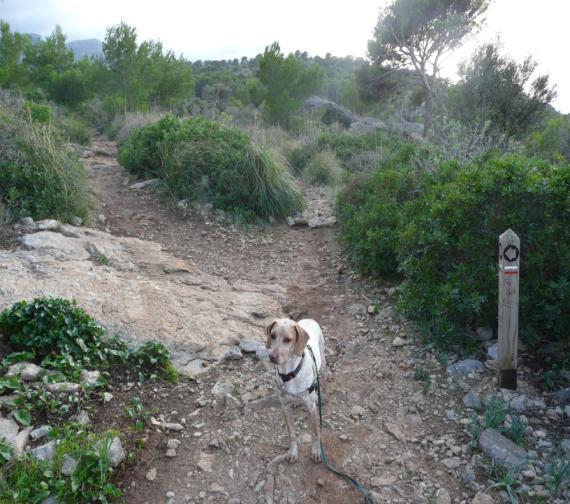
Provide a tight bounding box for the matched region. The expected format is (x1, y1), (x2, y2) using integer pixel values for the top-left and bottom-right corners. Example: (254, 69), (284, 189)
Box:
(265, 318), (326, 464)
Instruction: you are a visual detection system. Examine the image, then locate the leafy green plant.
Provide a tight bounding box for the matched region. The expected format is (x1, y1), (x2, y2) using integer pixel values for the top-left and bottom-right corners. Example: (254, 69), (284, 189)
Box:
(58, 116), (92, 146)
(118, 115), (304, 220)
(125, 397), (152, 432)
(0, 441), (11, 465)
(128, 341), (177, 383)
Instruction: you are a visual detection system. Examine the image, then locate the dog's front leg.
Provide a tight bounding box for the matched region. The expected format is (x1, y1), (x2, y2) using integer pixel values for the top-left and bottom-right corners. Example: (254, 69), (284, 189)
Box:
(279, 398), (298, 463)
(304, 395), (322, 463)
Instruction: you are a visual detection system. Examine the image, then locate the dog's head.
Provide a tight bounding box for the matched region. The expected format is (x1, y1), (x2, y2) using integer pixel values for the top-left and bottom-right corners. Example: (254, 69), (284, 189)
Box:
(265, 318), (310, 365)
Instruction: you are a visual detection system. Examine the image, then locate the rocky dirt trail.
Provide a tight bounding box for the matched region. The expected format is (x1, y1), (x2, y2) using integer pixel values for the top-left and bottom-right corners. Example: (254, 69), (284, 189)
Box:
(81, 138), (475, 504)
(2, 138), (566, 503)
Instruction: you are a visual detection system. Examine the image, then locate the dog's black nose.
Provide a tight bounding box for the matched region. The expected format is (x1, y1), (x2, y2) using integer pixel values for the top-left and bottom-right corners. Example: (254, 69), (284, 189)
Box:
(269, 354), (278, 363)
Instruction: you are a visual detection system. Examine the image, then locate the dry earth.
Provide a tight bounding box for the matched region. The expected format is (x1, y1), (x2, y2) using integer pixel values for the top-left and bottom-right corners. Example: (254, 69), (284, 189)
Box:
(1, 138), (567, 504)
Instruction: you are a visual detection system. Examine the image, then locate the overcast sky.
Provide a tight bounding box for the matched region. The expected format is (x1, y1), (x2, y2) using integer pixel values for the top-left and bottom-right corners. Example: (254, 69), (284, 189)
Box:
(1, 0), (568, 112)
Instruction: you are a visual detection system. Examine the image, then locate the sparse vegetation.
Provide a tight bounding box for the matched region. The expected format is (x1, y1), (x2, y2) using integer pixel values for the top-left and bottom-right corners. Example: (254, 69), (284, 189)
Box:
(303, 149), (343, 186)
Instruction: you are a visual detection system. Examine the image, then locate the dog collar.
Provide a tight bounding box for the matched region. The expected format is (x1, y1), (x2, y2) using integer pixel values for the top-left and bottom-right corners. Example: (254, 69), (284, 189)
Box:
(278, 353), (305, 383)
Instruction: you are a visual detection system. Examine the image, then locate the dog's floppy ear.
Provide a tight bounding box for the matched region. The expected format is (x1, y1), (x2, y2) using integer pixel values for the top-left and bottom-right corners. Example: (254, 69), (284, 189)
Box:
(293, 322), (310, 356)
(265, 319), (278, 349)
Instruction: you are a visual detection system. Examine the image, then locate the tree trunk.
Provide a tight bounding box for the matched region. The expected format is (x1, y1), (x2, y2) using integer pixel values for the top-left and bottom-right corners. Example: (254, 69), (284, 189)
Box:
(423, 89), (433, 138)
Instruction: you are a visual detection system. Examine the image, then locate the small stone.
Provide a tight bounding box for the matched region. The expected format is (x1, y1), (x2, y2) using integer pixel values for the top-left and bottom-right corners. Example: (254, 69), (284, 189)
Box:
(164, 422), (184, 431)
(521, 468), (536, 480)
(551, 387), (570, 404)
(0, 418), (20, 446)
(61, 454), (79, 475)
(20, 216), (34, 226)
(475, 326), (493, 341)
(561, 438), (570, 454)
(486, 344), (498, 361)
(317, 478), (325, 487)
(6, 362), (45, 381)
(351, 405), (365, 418)
(74, 411), (91, 426)
(146, 467), (157, 481)
(212, 381), (234, 399)
(471, 492), (495, 504)
(12, 427), (32, 457)
(460, 466), (476, 484)
(166, 449), (177, 457)
(223, 346), (243, 361)
(28, 441), (57, 464)
(371, 475), (396, 487)
(447, 359), (485, 376)
(30, 425), (52, 441)
(36, 219), (60, 231)
(97, 214), (106, 223)
(103, 392), (114, 403)
(239, 339), (264, 354)
(478, 428), (527, 469)
(367, 304), (377, 315)
(197, 452), (214, 472)
(463, 392), (482, 410)
(70, 216), (83, 227)
(392, 337), (406, 348)
(166, 491), (175, 498)
(167, 439), (181, 450)
(441, 457), (462, 470)
(80, 370), (101, 386)
(339, 434), (349, 441)
(436, 488), (451, 504)
(100, 437), (125, 468)
(348, 303), (367, 316)
(46, 382), (80, 393)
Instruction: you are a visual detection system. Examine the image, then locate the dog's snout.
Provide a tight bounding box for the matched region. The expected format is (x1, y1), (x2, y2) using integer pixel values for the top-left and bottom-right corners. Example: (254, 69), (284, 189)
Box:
(269, 352), (278, 363)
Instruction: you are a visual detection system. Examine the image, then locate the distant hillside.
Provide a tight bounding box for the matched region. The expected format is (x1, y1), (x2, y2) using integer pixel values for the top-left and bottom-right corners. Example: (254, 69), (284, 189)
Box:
(67, 39), (103, 60)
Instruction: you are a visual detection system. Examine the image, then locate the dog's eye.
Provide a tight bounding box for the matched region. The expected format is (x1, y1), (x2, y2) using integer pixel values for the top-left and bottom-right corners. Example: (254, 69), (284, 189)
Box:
(271, 333), (276, 340)
(283, 337), (292, 344)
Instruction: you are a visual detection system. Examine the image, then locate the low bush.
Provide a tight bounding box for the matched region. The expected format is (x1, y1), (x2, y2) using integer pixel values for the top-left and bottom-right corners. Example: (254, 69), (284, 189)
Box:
(338, 154), (570, 351)
(303, 149), (343, 186)
(118, 115), (304, 220)
(283, 139), (318, 173)
(0, 98), (91, 223)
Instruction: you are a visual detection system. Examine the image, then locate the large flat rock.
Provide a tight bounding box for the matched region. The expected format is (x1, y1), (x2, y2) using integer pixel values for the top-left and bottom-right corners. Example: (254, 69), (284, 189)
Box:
(0, 228), (284, 370)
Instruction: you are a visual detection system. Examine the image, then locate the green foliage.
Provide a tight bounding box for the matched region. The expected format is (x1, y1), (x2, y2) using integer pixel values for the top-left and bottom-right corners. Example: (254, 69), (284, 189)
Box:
(258, 42), (323, 127)
(546, 451), (570, 497)
(49, 68), (92, 106)
(125, 397), (152, 432)
(24, 101), (52, 124)
(303, 149), (342, 186)
(338, 153), (570, 351)
(0, 428), (123, 503)
(399, 156), (570, 349)
(118, 115), (303, 220)
(0, 21), (32, 90)
(57, 116), (92, 145)
(483, 397), (509, 429)
(450, 42), (556, 140)
(128, 341), (177, 383)
(368, 0), (489, 134)
(507, 415), (527, 446)
(483, 459), (521, 504)
(526, 116), (570, 163)
(283, 140), (318, 173)
(0, 98), (91, 223)
(0, 298), (106, 360)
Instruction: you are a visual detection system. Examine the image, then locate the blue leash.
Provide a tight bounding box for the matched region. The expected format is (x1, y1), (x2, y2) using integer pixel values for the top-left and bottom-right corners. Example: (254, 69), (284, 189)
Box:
(306, 346), (376, 504)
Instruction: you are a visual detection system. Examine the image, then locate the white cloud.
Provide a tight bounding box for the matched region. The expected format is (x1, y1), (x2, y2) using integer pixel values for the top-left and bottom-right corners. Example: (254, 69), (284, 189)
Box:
(1, 0), (568, 112)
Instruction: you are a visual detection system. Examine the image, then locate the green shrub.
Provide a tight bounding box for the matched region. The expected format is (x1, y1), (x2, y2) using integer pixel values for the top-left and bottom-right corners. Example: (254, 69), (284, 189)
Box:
(399, 156), (570, 349)
(303, 149), (343, 186)
(24, 100), (52, 124)
(526, 116), (570, 163)
(339, 154), (570, 351)
(118, 115), (304, 220)
(58, 116), (92, 145)
(283, 140), (318, 172)
(0, 102), (91, 223)
(337, 165), (428, 278)
(0, 298), (106, 359)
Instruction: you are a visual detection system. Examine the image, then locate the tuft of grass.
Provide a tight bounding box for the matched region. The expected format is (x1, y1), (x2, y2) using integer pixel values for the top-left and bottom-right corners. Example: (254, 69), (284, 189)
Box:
(303, 148), (343, 187)
(483, 396), (509, 429)
(413, 366), (432, 394)
(507, 415), (527, 446)
(58, 116), (92, 146)
(546, 451), (570, 497)
(482, 458), (521, 504)
(0, 99), (92, 223)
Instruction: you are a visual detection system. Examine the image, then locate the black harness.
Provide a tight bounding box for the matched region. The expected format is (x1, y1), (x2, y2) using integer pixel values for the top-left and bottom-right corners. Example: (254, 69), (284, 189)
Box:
(277, 349), (317, 394)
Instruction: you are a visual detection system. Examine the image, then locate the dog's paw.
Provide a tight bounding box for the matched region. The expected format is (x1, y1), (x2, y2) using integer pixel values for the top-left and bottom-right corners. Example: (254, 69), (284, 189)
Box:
(311, 442), (322, 464)
(287, 444), (299, 463)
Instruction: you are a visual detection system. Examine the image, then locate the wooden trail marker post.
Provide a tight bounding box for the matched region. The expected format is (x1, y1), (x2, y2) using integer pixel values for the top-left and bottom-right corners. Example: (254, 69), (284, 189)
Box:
(498, 229), (520, 390)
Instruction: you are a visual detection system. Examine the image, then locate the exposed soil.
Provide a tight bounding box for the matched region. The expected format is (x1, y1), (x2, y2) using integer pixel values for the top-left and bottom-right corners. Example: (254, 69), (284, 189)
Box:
(81, 138), (469, 504)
